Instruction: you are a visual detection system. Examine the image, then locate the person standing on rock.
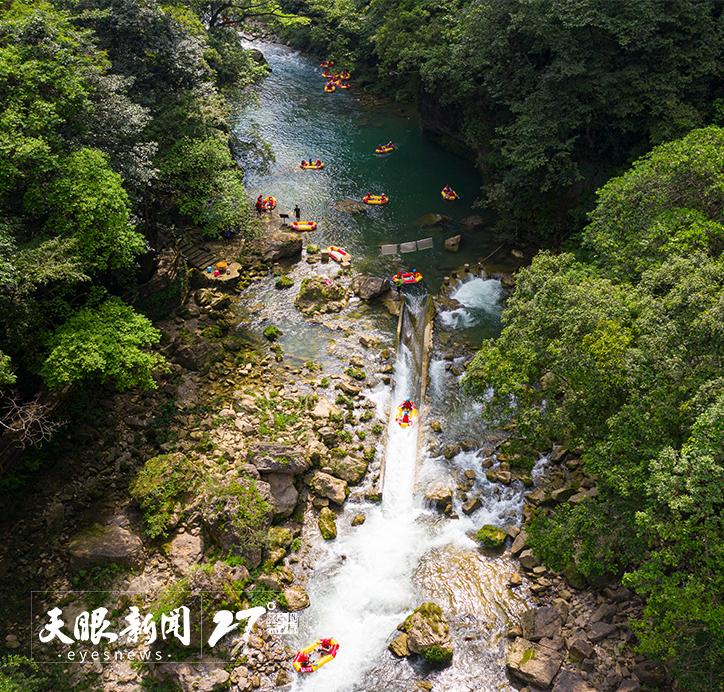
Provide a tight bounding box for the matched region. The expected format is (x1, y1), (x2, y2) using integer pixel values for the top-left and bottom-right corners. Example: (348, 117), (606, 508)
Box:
(256, 195), (264, 216)
(294, 204), (301, 220)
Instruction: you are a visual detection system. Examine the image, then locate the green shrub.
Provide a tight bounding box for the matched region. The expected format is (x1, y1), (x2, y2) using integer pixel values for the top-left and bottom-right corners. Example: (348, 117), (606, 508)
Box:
(275, 275), (294, 289)
(263, 325), (282, 341)
(130, 453), (198, 538)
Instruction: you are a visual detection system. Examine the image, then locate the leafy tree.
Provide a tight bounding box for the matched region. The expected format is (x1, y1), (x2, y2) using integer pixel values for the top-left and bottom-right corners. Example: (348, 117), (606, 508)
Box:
(41, 297), (166, 390)
(35, 148), (146, 272)
(465, 128), (723, 689)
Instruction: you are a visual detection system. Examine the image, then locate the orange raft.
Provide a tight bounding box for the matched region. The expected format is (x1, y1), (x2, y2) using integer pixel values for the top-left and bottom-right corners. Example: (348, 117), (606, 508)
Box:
(290, 220), (318, 232)
(262, 196), (277, 210)
(392, 271), (423, 286)
(327, 245), (351, 265)
(337, 81), (351, 90)
(362, 193), (389, 206)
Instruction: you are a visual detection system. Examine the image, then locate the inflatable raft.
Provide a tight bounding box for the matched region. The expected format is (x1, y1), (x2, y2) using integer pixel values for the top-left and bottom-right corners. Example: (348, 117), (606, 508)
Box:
(290, 220), (318, 232)
(338, 81), (351, 90)
(392, 271), (423, 286)
(363, 193), (389, 205)
(321, 69), (333, 78)
(320, 60), (334, 68)
(262, 196), (277, 210)
(375, 144), (395, 155)
(327, 245), (351, 264)
(441, 188), (459, 201)
(293, 638), (340, 674)
(338, 70), (351, 80)
(324, 83), (336, 93)
(395, 404), (418, 428)
(301, 161), (325, 170)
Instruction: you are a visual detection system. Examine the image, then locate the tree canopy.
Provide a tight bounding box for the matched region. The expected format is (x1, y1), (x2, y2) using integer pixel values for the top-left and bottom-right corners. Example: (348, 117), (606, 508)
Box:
(465, 127), (724, 689)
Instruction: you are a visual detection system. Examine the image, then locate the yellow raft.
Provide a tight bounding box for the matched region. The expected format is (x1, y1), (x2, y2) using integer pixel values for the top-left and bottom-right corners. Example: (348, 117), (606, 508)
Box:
(375, 144), (395, 155)
(362, 193), (389, 206)
(395, 404), (418, 428)
(324, 83), (336, 93)
(290, 220), (318, 232)
(441, 188), (459, 201)
(293, 638), (340, 674)
(301, 161), (325, 170)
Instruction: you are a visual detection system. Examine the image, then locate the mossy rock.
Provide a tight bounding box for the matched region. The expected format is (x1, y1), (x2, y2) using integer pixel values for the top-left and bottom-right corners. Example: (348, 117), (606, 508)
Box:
(318, 506), (337, 540)
(275, 275), (294, 289)
(263, 325), (283, 341)
(268, 526), (294, 549)
(476, 524), (507, 550)
(420, 644), (453, 665)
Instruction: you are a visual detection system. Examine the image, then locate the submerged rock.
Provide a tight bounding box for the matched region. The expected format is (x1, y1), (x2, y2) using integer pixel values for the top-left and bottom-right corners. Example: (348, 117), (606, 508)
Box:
(335, 198), (367, 214)
(318, 506), (337, 540)
(416, 212), (448, 227)
(506, 637), (562, 688)
(295, 276), (348, 315)
(444, 234), (461, 252)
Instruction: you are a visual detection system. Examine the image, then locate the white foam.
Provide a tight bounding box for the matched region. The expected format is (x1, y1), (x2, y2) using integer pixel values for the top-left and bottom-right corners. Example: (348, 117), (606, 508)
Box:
(439, 277), (503, 329)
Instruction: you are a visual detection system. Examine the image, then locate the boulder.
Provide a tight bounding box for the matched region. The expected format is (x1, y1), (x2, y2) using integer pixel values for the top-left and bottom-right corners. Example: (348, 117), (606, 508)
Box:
(167, 531), (203, 574)
(511, 528), (528, 556)
(425, 483), (453, 510)
(351, 513), (366, 526)
(520, 606), (562, 642)
(388, 632), (410, 657)
(552, 670), (597, 692)
(262, 231), (302, 262)
(264, 472), (299, 519)
(444, 234), (461, 252)
(476, 525), (507, 550)
(310, 398), (341, 420)
(632, 660), (666, 688)
(156, 661), (230, 691)
(326, 455), (368, 485)
(518, 549), (540, 570)
(587, 621), (616, 642)
(506, 638), (562, 688)
(509, 572), (523, 587)
(567, 636), (594, 661)
(283, 584), (310, 611)
(318, 507), (337, 540)
(399, 602), (453, 666)
(248, 442), (309, 475)
(309, 471), (348, 505)
(461, 496), (481, 514)
(351, 275), (390, 301)
(461, 215), (485, 231)
(590, 602), (618, 623)
(67, 523), (143, 568)
(295, 276), (348, 315)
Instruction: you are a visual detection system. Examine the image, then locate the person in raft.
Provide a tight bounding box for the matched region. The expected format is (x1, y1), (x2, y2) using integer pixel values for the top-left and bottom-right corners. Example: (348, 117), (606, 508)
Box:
(294, 204), (301, 220)
(442, 184), (453, 195)
(255, 194), (264, 216)
(400, 399), (414, 425)
(320, 638), (333, 653)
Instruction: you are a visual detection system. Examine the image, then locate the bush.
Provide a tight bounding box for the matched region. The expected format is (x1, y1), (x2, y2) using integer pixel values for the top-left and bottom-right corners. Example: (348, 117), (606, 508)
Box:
(275, 275), (294, 289)
(130, 453), (198, 538)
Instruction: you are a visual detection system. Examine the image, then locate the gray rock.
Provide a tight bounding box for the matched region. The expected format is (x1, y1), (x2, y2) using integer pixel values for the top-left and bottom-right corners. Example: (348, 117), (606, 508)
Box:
(461, 215), (485, 230)
(167, 531), (203, 574)
(399, 602), (453, 665)
(506, 638), (562, 688)
(283, 584), (310, 611)
(588, 621), (617, 642)
(511, 528), (528, 556)
(444, 234), (461, 252)
(310, 398), (341, 420)
(248, 442), (309, 475)
(262, 231), (302, 262)
(568, 636), (595, 661)
(309, 471), (348, 505)
(425, 483), (453, 510)
(552, 669), (597, 691)
(590, 602), (618, 623)
(388, 632), (410, 657)
(616, 680), (641, 692)
(326, 455), (368, 485)
(157, 660), (230, 691)
(264, 472), (299, 518)
(351, 275), (390, 301)
(67, 523), (143, 568)
(519, 549), (540, 570)
(521, 606), (562, 642)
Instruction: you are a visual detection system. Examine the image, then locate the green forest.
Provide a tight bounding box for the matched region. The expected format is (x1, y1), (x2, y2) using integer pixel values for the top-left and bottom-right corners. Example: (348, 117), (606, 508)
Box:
(0, 1), (722, 691)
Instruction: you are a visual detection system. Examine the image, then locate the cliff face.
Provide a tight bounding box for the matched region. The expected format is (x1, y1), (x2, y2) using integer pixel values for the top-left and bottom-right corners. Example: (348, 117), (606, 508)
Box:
(417, 87), (474, 161)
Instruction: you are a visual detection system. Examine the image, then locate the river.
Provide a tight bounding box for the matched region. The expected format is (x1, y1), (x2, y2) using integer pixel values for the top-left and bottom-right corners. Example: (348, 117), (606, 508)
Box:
(234, 40), (532, 692)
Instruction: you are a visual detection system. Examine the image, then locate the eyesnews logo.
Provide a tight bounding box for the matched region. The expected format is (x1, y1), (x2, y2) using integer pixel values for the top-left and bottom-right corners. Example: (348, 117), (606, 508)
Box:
(30, 592), (298, 663)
